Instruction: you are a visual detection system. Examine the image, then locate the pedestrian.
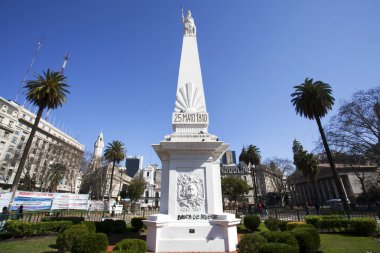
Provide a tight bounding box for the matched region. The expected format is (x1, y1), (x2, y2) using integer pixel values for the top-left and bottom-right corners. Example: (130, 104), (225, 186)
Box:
(87, 204), (92, 219)
(304, 202), (310, 215)
(0, 206), (10, 221)
(315, 202), (320, 215)
(16, 205), (23, 220)
(111, 203), (116, 217)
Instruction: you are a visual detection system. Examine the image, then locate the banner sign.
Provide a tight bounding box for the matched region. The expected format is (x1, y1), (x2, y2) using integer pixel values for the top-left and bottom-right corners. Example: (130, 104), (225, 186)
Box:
(12, 191), (54, 211)
(88, 200), (105, 211)
(0, 192), (12, 209)
(51, 193), (89, 210)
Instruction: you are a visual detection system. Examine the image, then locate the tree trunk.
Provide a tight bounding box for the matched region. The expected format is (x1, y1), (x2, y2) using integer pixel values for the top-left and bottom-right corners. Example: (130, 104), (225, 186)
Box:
(108, 161), (116, 200)
(315, 116), (351, 213)
(250, 164), (259, 204)
(8, 106), (44, 209)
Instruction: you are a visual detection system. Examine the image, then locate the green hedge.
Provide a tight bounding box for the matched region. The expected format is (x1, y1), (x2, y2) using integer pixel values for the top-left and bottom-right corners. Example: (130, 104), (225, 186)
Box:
(113, 238), (146, 253)
(305, 215), (376, 236)
(278, 220), (289, 231)
(237, 233), (267, 253)
(261, 231), (299, 249)
(95, 219), (115, 234)
(243, 215), (261, 232)
(41, 216), (84, 224)
(264, 217), (280, 231)
(290, 228), (316, 253)
(80, 221), (96, 233)
(5, 220), (72, 237)
(130, 217), (145, 232)
(114, 220), (127, 233)
(260, 242), (299, 253)
(56, 223), (108, 253)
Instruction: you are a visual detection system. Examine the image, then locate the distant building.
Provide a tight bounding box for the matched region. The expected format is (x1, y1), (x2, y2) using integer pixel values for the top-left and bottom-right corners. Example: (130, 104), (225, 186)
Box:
(103, 164), (131, 199)
(138, 164), (161, 208)
(89, 132), (104, 169)
(220, 150), (279, 204)
(125, 156), (143, 178)
(288, 163), (380, 206)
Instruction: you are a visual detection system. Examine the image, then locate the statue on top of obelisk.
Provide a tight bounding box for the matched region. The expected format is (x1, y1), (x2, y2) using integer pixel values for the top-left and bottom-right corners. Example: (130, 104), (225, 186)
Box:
(181, 6), (196, 36)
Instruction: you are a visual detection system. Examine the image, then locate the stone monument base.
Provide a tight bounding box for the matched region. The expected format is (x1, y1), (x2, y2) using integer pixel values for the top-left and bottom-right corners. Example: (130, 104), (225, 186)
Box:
(144, 213), (240, 253)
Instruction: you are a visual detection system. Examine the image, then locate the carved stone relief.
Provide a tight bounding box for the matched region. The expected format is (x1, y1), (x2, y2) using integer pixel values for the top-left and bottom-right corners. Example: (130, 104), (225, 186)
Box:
(176, 169), (205, 213)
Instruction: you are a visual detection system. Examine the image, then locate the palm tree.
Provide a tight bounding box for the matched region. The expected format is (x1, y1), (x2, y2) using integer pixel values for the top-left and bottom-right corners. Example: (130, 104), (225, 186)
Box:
(239, 145), (261, 204)
(9, 69), (69, 206)
(104, 140), (126, 200)
(291, 78), (350, 212)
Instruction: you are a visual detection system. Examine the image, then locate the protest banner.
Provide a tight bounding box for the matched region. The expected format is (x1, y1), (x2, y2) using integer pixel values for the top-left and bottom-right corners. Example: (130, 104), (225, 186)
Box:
(12, 191), (54, 211)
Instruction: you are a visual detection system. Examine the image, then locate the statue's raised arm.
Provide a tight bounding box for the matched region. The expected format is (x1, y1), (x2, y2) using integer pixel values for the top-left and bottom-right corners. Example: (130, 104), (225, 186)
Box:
(183, 10), (196, 36)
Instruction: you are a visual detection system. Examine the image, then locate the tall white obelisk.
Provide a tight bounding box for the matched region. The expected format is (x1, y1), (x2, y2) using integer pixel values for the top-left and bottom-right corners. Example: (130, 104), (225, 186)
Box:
(144, 9), (240, 253)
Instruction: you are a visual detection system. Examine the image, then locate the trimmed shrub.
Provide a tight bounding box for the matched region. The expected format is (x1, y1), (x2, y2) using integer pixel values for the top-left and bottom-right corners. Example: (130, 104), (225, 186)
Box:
(80, 221), (96, 233)
(349, 217), (377, 236)
(114, 220), (127, 233)
(291, 228), (316, 253)
(5, 220), (72, 237)
(131, 217), (145, 232)
(305, 215), (321, 227)
(237, 233), (267, 253)
(71, 232), (108, 253)
(56, 224), (89, 251)
(113, 238), (147, 253)
(243, 215), (261, 232)
(278, 220), (289, 231)
(95, 219), (115, 234)
(260, 242), (299, 253)
(41, 216), (84, 224)
(286, 222), (315, 231)
(261, 231), (299, 249)
(264, 217), (280, 231)
(298, 227), (320, 249)
(318, 218), (350, 232)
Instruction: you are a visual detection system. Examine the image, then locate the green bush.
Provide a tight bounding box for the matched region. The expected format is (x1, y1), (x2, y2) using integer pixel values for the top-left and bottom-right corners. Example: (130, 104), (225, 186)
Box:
(297, 227), (320, 249)
(113, 238), (146, 253)
(114, 220), (127, 233)
(71, 232), (108, 253)
(56, 224), (89, 251)
(349, 217), (377, 236)
(291, 228), (316, 253)
(95, 219), (115, 234)
(278, 220), (289, 231)
(264, 217), (280, 231)
(305, 216), (321, 227)
(41, 216), (84, 224)
(5, 220), (72, 237)
(261, 231), (299, 249)
(243, 215), (261, 231)
(130, 217), (145, 231)
(237, 233), (267, 253)
(286, 222), (315, 231)
(80, 221), (96, 233)
(318, 218), (350, 232)
(260, 242), (299, 253)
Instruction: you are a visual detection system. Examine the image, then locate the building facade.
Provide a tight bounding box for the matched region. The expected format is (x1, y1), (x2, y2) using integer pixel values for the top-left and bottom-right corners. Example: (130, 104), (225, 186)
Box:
(125, 156), (143, 178)
(288, 163), (380, 206)
(140, 164), (161, 208)
(0, 97), (85, 193)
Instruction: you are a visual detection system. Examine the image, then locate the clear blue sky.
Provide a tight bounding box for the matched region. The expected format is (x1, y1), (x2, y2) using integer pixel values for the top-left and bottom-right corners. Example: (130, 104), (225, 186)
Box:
(1, 1), (379, 165)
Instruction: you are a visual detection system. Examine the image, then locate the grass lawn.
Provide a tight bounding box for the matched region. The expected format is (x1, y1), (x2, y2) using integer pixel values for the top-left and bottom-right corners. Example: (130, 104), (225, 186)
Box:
(0, 236), (58, 253)
(320, 234), (380, 253)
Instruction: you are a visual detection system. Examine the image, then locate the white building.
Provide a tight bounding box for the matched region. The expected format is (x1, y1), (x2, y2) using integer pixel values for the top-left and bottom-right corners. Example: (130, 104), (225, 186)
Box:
(0, 96), (85, 193)
(140, 164), (161, 208)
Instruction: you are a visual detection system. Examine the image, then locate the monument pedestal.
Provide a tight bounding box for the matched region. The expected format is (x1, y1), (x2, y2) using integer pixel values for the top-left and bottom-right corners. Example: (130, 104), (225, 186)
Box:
(145, 214), (239, 252)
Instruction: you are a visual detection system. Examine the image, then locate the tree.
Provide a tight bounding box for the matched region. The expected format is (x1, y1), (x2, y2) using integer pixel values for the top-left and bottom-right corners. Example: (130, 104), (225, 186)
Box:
(104, 140), (126, 200)
(221, 176), (250, 208)
(9, 69), (69, 207)
(292, 141), (320, 205)
(18, 172), (36, 191)
(326, 87), (380, 164)
(46, 163), (66, 192)
(291, 78), (350, 212)
(264, 157), (295, 206)
(127, 174), (146, 211)
(239, 145), (261, 204)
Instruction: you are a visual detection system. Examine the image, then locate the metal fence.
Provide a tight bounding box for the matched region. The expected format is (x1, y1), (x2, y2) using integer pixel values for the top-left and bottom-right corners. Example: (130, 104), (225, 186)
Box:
(6, 207), (379, 224)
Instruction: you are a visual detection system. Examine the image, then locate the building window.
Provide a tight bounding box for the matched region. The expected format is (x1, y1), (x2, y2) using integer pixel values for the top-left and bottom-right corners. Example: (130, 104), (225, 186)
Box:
(8, 146), (15, 153)
(0, 141), (5, 149)
(2, 105), (8, 112)
(9, 121), (14, 127)
(3, 132), (9, 139)
(147, 172), (150, 177)
(0, 116), (3, 123)
(4, 154), (11, 161)
(11, 137), (17, 144)
(15, 131), (19, 136)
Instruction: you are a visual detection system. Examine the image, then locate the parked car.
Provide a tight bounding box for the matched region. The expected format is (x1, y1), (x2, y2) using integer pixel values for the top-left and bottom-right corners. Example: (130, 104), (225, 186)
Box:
(326, 199), (350, 211)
